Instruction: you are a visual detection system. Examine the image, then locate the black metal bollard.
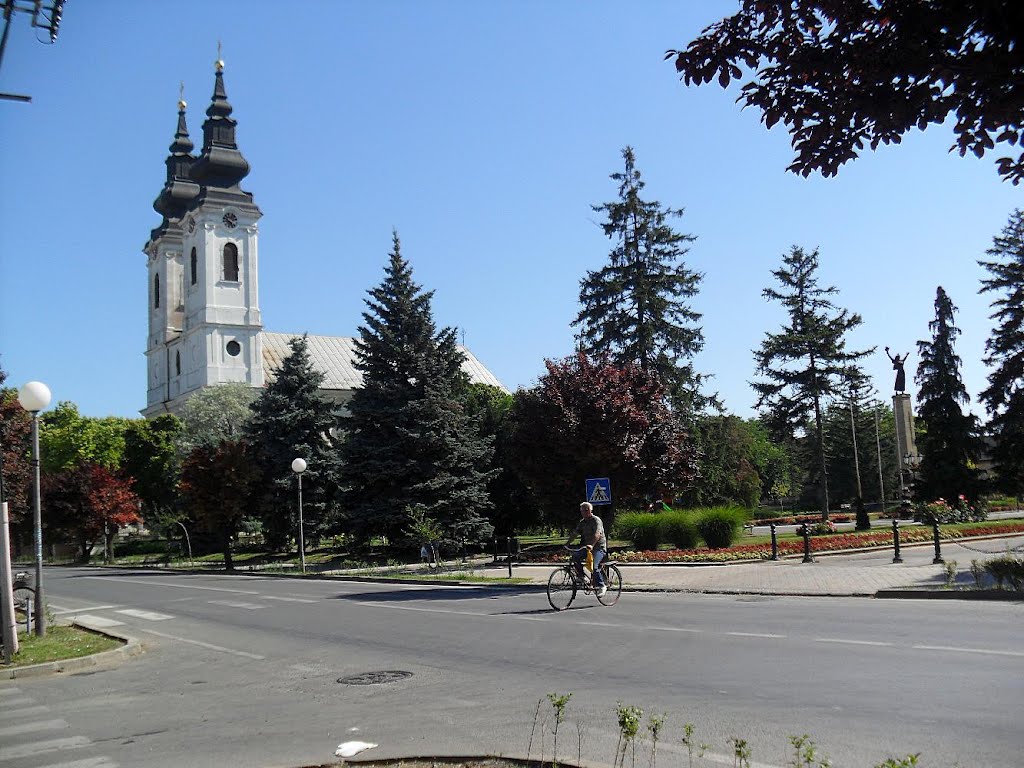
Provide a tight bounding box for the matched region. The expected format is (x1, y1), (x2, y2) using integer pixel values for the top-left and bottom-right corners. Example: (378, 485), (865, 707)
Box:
(892, 519), (903, 563)
(770, 522), (779, 561)
(931, 519), (944, 564)
(493, 537), (498, 564)
(801, 524), (814, 563)
(506, 537), (513, 578)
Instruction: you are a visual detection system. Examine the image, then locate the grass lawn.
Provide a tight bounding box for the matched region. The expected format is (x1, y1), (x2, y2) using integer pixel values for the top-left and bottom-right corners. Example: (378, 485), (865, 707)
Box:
(2, 624), (122, 668)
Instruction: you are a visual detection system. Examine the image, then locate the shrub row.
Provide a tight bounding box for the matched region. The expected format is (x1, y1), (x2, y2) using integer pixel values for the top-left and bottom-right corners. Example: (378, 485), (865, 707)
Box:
(613, 506), (748, 551)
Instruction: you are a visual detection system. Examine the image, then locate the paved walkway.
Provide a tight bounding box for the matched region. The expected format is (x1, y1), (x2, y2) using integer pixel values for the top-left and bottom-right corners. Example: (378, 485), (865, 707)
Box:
(488, 535), (1024, 597)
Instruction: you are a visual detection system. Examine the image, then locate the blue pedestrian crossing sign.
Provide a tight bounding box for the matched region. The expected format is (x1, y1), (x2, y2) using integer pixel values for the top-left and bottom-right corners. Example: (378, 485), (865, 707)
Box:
(585, 477), (612, 505)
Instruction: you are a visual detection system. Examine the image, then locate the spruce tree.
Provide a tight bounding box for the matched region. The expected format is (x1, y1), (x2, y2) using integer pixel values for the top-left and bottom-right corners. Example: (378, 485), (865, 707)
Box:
(753, 246), (872, 519)
(245, 335), (340, 552)
(914, 287), (981, 502)
(979, 210), (1024, 497)
(338, 231), (495, 547)
(574, 146), (711, 413)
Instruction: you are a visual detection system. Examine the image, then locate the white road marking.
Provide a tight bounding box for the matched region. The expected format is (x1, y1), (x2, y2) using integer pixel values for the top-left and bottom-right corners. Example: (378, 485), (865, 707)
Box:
(68, 615), (125, 628)
(359, 602), (488, 617)
(913, 644), (1024, 657)
(0, 735), (91, 761)
(0, 686), (22, 696)
(31, 758), (117, 768)
(263, 595), (317, 603)
(0, 718), (68, 738)
(647, 625), (703, 633)
(816, 638), (893, 647)
(0, 704), (49, 719)
(114, 609), (174, 621)
(135, 627), (265, 659)
(207, 600), (264, 610)
(726, 632), (786, 639)
(51, 605), (120, 615)
(81, 576), (258, 595)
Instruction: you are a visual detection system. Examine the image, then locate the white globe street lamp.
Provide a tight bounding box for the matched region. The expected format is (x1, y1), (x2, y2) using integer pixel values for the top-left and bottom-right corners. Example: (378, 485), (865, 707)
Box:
(291, 458), (307, 573)
(18, 381), (51, 636)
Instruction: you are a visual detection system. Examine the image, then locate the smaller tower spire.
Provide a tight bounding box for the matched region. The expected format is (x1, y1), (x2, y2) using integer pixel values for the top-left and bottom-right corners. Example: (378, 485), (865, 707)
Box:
(152, 86), (200, 224)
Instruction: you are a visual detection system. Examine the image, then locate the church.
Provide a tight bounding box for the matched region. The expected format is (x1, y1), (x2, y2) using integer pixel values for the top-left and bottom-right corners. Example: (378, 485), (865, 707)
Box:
(142, 60), (503, 418)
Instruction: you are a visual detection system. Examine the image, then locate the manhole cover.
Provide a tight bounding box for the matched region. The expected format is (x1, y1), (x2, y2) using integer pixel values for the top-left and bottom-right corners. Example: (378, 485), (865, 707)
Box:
(337, 670), (413, 686)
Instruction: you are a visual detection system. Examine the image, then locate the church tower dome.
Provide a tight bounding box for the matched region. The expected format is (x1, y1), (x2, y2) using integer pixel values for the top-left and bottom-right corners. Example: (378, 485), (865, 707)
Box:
(189, 57), (252, 193)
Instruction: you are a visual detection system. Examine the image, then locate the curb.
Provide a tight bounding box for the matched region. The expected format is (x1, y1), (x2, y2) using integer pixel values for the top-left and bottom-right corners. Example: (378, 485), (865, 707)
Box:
(875, 588), (1024, 601)
(1, 620), (143, 680)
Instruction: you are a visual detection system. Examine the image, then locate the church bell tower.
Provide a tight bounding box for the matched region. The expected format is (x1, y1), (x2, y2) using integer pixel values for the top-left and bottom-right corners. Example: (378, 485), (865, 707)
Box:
(143, 58), (264, 417)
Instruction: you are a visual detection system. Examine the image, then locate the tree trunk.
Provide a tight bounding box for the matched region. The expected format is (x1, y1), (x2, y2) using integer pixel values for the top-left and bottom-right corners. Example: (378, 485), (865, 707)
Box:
(222, 535), (234, 571)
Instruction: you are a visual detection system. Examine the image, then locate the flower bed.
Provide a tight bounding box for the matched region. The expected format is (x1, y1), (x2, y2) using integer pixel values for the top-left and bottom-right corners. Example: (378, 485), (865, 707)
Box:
(531, 521), (1024, 564)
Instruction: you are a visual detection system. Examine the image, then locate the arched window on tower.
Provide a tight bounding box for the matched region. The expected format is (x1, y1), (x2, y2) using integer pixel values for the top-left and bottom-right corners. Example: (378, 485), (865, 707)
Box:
(190, 247), (197, 286)
(175, 350), (181, 377)
(223, 243), (239, 282)
(154, 274), (161, 308)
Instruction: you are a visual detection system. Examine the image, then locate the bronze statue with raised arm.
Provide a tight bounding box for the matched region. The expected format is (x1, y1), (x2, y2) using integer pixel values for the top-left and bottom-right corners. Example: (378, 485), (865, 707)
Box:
(884, 347), (909, 393)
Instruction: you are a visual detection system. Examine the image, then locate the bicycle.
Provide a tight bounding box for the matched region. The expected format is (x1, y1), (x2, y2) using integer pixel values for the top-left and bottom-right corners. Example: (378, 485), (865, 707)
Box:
(546, 546), (622, 611)
(11, 571), (35, 633)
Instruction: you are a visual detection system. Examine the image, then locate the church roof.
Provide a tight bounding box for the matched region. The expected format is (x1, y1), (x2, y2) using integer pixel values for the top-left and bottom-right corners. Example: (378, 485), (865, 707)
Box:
(261, 332), (506, 392)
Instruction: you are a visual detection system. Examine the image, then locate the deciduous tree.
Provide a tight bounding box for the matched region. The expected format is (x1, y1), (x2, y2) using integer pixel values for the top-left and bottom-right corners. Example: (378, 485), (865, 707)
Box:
(753, 246), (872, 519)
(176, 382), (256, 457)
(915, 287), (981, 502)
(122, 414), (182, 531)
(180, 440), (258, 570)
(43, 464), (141, 563)
(574, 147), (712, 413)
(979, 209), (1024, 497)
(505, 351), (696, 527)
(39, 402), (134, 474)
(0, 365), (32, 535)
(668, 1), (1024, 183)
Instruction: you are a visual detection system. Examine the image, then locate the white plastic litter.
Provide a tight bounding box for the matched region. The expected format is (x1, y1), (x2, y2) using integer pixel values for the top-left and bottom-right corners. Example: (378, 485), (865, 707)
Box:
(335, 741), (379, 757)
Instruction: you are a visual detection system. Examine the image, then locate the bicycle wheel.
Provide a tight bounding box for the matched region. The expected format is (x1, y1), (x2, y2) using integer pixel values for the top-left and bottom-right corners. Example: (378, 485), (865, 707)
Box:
(596, 564), (622, 606)
(546, 567), (577, 611)
(12, 585), (35, 630)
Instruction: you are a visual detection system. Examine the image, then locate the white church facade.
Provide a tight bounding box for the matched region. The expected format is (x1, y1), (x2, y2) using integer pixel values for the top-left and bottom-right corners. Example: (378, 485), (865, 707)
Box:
(143, 60), (502, 418)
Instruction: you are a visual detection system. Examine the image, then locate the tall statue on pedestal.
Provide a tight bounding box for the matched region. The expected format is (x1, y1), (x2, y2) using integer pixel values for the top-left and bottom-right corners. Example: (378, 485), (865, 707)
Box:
(884, 347), (909, 394)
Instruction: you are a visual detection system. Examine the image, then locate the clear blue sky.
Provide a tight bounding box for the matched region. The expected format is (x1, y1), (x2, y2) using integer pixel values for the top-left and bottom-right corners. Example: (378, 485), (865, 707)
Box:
(1, 1), (1019, 421)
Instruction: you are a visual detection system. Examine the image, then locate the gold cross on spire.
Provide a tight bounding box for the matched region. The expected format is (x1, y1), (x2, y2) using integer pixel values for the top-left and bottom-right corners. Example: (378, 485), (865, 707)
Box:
(178, 80), (186, 110)
(215, 41), (224, 72)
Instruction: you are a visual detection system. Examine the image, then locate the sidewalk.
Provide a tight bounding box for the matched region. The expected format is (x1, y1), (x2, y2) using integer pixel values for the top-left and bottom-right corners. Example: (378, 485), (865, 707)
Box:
(486, 534), (1024, 598)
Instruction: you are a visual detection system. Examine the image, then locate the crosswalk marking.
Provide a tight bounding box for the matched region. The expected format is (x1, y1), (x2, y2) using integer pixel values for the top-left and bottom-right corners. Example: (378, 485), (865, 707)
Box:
(0, 704), (50, 720)
(31, 758), (117, 768)
(0, 735), (91, 761)
(69, 615), (125, 628)
(0, 686), (23, 696)
(0, 717), (68, 738)
(207, 600), (263, 609)
(114, 609), (173, 621)
(51, 605), (120, 616)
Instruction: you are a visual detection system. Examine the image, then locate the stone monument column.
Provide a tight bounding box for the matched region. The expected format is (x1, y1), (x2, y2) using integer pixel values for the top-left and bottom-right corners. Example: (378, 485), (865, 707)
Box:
(892, 393), (918, 463)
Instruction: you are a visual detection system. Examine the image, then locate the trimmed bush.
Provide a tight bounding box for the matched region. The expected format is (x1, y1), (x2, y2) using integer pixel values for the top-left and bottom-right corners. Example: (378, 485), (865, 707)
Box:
(614, 511), (662, 551)
(662, 510), (699, 549)
(984, 555), (1024, 590)
(696, 506), (747, 549)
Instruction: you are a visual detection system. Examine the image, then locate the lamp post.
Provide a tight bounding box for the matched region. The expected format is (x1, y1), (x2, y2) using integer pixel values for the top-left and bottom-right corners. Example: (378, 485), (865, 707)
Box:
(291, 458), (307, 574)
(18, 381), (51, 636)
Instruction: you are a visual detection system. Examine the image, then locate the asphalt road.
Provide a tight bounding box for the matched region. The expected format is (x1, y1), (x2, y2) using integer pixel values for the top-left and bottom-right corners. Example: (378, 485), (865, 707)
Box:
(1, 566), (1021, 768)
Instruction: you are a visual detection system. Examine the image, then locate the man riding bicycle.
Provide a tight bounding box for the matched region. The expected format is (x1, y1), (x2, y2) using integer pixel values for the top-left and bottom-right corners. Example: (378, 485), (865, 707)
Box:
(566, 502), (607, 596)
